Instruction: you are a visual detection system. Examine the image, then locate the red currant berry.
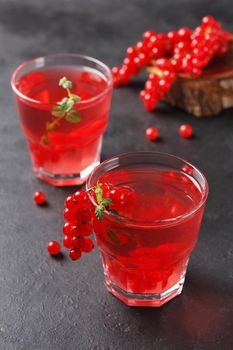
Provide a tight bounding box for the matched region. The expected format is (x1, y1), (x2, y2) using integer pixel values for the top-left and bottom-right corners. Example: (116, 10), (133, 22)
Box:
(143, 30), (156, 41)
(202, 16), (215, 26)
(82, 238), (94, 253)
(167, 31), (179, 43)
(119, 187), (134, 205)
(123, 57), (138, 74)
(191, 67), (201, 77)
(163, 70), (176, 83)
(143, 92), (157, 111)
(34, 191), (46, 205)
(148, 73), (159, 84)
(144, 97), (157, 112)
(133, 57), (143, 69)
(139, 90), (146, 101)
(145, 127), (159, 141)
(79, 223), (93, 237)
(119, 67), (131, 84)
(112, 67), (121, 87)
(71, 235), (85, 249)
(101, 183), (112, 198)
(179, 124), (193, 138)
(65, 195), (77, 210)
(47, 241), (60, 255)
(74, 190), (88, 204)
(126, 46), (137, 59)
(178, 27), (192, 40)
(70, 225), (80, 236)
(62, 222), (72, 235)
(174, 41), (190, 54)
(63, 235), (73, 249)
(158, 79), (170, 93)
(151, 46), (163, 58)
(64, 208), (80, 224)
(69, 249), (82, 261)
(78, 206), (92, 224)
(112, 66), (120, 75)
(155, 58), (172, 70)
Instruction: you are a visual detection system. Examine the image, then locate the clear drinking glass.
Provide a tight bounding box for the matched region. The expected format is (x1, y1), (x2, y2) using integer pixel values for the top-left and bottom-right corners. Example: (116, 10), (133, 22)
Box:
(11, 54), (113, 186)
(87, 151), (208, 307)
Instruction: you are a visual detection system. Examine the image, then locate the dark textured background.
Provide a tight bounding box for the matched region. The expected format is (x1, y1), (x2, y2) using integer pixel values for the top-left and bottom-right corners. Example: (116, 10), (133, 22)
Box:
(0, 1), (233, 349)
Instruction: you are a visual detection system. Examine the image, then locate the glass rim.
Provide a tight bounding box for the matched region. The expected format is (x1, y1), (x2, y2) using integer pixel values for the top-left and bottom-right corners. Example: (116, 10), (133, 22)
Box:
(86, 151), (209, 227)
(11, 53), (113, 108)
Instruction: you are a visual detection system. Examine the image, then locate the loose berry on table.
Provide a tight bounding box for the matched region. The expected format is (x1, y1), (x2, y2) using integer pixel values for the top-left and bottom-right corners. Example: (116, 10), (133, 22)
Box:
(179, 124), (193, 138)
(34, 191), (46, 205)
(146, 127), (159, 141)
(47, 241), (61, 255)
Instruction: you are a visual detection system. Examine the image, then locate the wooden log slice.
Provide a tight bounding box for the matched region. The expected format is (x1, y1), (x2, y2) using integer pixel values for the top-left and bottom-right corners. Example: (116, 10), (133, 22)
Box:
(147, 38), (233, 117)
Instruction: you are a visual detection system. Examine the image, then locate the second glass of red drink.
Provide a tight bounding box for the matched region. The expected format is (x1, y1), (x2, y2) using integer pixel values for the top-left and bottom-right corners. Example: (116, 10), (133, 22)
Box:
(11, 54), (113, 186)
(87, 152), (208, 307)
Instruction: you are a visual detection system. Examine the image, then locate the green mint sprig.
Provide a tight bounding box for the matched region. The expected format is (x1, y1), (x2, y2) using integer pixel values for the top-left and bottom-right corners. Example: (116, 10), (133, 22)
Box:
(51, 77), (81, 123)
(41, 77), (81, 145)
(94, 182), (112, 221)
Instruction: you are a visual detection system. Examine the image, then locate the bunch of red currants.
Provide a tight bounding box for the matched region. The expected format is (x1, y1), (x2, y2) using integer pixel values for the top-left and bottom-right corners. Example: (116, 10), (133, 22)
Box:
(112, 16), (230, 111)
(62, 190), (94, 260)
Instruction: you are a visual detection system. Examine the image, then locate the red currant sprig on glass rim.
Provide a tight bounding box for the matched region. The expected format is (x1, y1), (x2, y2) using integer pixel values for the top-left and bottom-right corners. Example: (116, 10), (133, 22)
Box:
(61, 183), (137, 261)
(112, 16), (230, 112)
(62, 190), (94, 261)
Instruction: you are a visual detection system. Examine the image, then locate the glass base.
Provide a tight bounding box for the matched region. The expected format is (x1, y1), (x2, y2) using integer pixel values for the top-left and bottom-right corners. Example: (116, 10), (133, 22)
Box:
(34, 160), (100, 186)
(105, 275), (185, 307)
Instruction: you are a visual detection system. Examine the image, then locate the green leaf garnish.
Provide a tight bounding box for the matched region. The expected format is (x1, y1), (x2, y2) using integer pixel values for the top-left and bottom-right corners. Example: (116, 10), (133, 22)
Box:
(95, 205), (105, 221)
(95, 182), (103, 204)
(102, 198), (112, 207)
(65, 110), (81, 123)
(51, 106), (66, 118)
(41, 77), (82, 145)
(59, 77), (73, 89)
(94, 182), (112, 221)
(58, 97), (74, 112)
(70, 94), (82, 102)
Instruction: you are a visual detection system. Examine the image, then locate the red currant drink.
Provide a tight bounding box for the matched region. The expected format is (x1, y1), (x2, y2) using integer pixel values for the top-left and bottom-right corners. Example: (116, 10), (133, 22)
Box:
(11, 54), (113, 186)
(87, 152), (208, 307)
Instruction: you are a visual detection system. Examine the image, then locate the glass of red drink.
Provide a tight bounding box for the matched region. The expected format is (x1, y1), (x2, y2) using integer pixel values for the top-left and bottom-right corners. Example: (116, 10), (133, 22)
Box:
(87, 151), (208, 307)
(11, 54), (113, 186)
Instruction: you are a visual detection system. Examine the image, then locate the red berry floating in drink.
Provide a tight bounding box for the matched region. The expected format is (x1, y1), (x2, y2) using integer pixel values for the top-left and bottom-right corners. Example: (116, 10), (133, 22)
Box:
(34, 191), (46, 205)
(179, 124), (193, 138)
(111, 16), (230, 112)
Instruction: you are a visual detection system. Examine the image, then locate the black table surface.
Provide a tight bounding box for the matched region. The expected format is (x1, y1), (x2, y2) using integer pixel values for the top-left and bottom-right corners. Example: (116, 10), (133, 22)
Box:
(0, 0), (233, 349)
